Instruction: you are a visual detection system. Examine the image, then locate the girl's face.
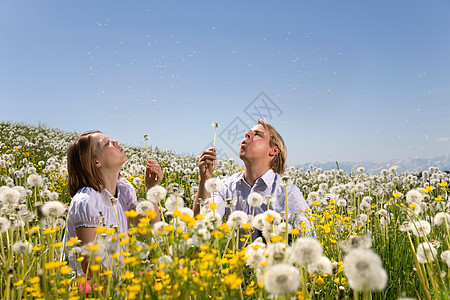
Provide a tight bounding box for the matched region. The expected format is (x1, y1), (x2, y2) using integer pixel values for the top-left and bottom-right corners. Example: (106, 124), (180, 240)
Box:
(92, 133), (127, 170)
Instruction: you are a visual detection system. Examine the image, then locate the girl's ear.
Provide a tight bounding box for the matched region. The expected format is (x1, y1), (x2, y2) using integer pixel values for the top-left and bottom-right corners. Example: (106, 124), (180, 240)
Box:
(95, 160), (101, 168)
(269, 146), (280, 157)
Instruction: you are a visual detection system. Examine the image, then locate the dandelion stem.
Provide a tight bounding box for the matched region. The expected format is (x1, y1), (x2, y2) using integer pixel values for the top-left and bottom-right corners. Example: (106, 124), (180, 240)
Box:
(284, 185), (289, 243)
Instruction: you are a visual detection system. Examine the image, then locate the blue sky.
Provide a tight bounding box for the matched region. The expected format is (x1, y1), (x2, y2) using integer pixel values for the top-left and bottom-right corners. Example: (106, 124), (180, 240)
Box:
(1, 0), (449, 166)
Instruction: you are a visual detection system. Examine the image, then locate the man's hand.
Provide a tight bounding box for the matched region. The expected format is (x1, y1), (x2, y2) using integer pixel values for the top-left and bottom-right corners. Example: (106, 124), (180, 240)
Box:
(198, 147), (217, 182)
(145, 160), (163, 191)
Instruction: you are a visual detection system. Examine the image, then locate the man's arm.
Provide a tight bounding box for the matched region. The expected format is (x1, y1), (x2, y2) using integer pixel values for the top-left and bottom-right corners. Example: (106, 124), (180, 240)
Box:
(193, 148), (217, 215)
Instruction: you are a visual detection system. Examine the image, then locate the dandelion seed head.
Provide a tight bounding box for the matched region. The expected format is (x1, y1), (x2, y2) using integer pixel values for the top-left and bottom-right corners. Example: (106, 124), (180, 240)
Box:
(205, 178), (222, 193)
(0, 217), (11, 233)
(399, 221), (414, 232)
(136, 200), (154, 215)
(343, 249), (387, 292)
(164, 195), (184, 212)
(0, 187), (21, 206)
(27, 174), (43, 187)
(263, 263), (300, 295)
(416, 242), (437, 263)
(247, 192), (263, 208)
(406, 190), (423, 204)
(40, 201), (67, 218)
(12, 240), (32, 254)
(290, 237), (323, 265)
(308, 256), (333, 274)
(252, 213), (265, 231)
(227, 211), (248, 228)
(147, 185), (167, 204)
(441, 250), (450, 266)
(340, 235), (372, 253)
(411, 220), (431, 237)
(433, 212), (450, 226)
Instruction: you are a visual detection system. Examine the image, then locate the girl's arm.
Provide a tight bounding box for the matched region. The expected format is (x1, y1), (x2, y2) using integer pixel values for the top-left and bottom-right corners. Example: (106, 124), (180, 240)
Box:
(75, 226), (98, 275)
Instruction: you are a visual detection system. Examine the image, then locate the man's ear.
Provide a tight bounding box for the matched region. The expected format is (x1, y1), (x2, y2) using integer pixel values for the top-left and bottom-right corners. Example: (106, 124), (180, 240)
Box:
(269, 146), (280, 157)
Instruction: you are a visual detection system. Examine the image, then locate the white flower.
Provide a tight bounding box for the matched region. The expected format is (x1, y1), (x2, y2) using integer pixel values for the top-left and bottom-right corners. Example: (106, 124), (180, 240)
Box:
(180, 207), (194, 218)
(411, 220), (431, 237)
(147, 185), (167, 204)
(277, 222), (292, 235)
(158, 255), (173, 268)
(340, 235), (372, 253)
(41, 201), (67, 218)
(416, 242), (437, 263)
(27, 174), (43, 187)
(133, 177), (143, 187)
(54, 218), (65, 229)
(205, 178), (222, 193)
(263, 263), (300, 295)
(136, 200), (154, 215)
(290, 237), (323, 265)
(263, 210), (282, 227)
(247, 192), (263, 208)
(203, 212), (222, 228)
(211, 121), (219, 128)
(336, 198), (347, 207)
(252, 214), (265, 231)
(343, 249), (387, 292)
(0, 217), (11, 233)
(48, 191), (59, 201)
(307, 192), (320, 203)
(0, 187), (21, 206)
(224, 198), (237, 208)
(12, 240), (33, 254)
(359, 200), (371, 211)
(165, 195), (184, 212)
(399, 221), (414, 232)
(263, 195), (275, 206)
(441, 250), (450, 267)
(433, 212), (450, 227)
(245, 240), (266, 267)
(227, 211), (248, 228)
(406, 190), (424, 204)
(307, 256), (333, 274)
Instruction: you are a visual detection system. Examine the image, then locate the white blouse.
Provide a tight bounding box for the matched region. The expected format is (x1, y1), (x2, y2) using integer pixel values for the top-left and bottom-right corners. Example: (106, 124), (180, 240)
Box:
(63, 177), (139, 275)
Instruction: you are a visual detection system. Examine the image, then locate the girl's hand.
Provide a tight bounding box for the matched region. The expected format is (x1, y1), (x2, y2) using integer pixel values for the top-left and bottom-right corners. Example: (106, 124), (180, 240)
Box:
(145, 160), (163, 191)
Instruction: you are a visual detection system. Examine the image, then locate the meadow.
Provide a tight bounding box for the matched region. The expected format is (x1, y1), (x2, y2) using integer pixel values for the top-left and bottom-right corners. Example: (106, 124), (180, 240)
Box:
(0, 121), (449, 300)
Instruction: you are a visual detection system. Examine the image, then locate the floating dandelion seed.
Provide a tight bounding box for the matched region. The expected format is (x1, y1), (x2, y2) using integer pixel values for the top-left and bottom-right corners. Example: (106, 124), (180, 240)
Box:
(211, 122), (219, 147)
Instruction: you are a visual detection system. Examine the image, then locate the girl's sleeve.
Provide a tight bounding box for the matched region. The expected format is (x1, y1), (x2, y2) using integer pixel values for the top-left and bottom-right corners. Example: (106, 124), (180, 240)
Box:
(69, 192), (100, 228)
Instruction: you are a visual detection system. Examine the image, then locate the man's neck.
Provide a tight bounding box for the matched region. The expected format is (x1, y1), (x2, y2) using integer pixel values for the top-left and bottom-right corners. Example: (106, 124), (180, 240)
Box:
(243, 162), (271, 187)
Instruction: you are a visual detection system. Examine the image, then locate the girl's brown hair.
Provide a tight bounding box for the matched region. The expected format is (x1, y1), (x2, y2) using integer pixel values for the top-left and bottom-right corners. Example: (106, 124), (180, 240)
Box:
(67, 131), (104, 197)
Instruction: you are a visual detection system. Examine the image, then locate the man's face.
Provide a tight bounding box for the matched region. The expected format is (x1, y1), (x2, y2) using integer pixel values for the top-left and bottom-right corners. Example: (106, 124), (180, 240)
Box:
(239, 124), (274, 162)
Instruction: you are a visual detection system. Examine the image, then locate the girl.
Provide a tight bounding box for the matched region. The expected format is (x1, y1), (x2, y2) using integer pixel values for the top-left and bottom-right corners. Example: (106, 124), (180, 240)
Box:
(64, 130), (162, 276)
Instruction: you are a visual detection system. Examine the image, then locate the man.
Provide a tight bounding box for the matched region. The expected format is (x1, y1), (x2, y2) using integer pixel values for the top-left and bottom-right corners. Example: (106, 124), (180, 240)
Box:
(193, 119), (313, 239)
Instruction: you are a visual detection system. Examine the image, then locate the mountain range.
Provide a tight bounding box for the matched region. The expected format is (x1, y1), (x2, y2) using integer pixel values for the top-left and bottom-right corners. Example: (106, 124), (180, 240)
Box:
(295, 154), (450, 174)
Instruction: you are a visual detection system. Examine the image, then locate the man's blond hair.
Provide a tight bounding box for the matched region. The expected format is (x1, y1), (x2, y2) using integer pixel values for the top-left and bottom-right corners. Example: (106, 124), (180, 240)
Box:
(258, 119), (286, 175)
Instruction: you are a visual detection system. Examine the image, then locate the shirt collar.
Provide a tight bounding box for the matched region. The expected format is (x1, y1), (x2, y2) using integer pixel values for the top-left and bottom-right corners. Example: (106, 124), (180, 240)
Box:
(238, 168), (277, 189)
(100, 183), (122, 206)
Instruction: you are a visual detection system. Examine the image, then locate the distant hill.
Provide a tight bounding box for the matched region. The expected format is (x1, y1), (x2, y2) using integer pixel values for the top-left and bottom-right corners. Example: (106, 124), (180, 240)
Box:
(295, 154), (450, 174)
